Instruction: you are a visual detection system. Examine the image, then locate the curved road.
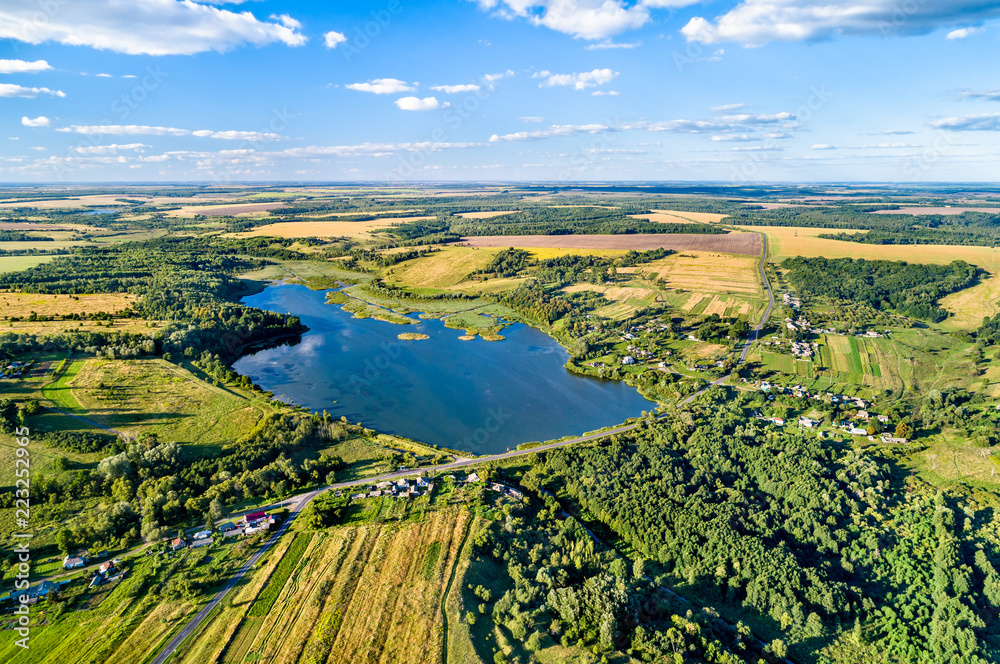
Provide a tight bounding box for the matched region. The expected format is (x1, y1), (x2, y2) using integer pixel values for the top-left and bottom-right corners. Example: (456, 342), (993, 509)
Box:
(150, 232), (776, 663)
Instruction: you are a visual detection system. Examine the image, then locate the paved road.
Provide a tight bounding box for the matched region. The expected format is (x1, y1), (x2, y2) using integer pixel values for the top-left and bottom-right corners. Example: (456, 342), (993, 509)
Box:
(149, 233), (776, 662)
(149, 488), (323, 664)
(682, 232), (774, 405)
(148, 414), (665, 662)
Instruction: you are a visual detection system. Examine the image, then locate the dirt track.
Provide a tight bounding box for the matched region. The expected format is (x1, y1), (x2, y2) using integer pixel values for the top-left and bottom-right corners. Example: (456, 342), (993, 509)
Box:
(456, 232), (761, 255)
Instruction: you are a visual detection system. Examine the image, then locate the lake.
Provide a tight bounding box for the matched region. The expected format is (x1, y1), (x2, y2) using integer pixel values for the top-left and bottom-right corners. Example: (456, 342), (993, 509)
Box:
(234, 284), (655, 455)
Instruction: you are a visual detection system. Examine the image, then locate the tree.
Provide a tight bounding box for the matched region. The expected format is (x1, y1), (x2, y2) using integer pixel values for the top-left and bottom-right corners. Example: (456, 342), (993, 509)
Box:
(895, 422), (911, 439)
(55, 529), (73, 557)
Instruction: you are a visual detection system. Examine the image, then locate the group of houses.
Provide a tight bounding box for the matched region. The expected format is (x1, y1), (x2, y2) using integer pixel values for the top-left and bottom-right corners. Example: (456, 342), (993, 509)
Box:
(351, 476), (434, 501)
(0, 361), (29, 379)
(782, 292), (801, 309)
(219, 511), (276, 539)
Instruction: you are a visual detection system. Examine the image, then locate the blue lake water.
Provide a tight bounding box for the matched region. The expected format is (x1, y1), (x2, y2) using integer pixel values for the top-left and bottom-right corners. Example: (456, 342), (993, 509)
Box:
(234, 283), (655, 454)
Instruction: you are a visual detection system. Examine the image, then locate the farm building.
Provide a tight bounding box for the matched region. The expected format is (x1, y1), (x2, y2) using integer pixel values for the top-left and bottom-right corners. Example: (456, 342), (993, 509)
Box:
(223, 527), (244, 538)
(218, 522), (237, 533)
(170, 538), (187, 551)
(193, 530), (212, 540)
(63, 555), (85, 569)
(20, 581), (55, 605)
(241, 511), (267, 525)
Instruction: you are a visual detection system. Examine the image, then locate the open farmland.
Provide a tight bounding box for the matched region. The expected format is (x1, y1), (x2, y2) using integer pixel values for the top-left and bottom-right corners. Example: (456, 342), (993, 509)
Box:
(167, 201), (287, 217)
(239, 216), (436, 240)
(744, 224), (1000, 329)
(173, 507), (474, 664)
(629, 209), (730, 224)
(386, 246), (499, 290)
(457, 232), (761, 254)
(36, 358), (264, 453)
(453, 210), (520, 219)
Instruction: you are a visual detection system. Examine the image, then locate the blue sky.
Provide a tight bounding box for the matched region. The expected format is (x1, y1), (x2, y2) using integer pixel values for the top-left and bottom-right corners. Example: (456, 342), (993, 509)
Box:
(2, 0), (999, 182)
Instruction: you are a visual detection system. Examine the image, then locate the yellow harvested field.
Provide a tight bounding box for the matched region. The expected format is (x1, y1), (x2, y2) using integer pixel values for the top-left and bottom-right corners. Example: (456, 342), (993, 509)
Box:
(643, 250), (762, 296)
(0, 292), (137, 317)
(387, 246), (498, 289)
(185, 509), (473, 664)
(458, 232), (761, 255)
(0, 194), (129, 209)
(525, 247), (627, 260)
(742, 225), (1000, 329)
(564, 284), (657, 302)
(167, 201), (286, 217)
(238, 216), (435, 239)
(630, 209), (730, 224)
(454, 210), (519, 218)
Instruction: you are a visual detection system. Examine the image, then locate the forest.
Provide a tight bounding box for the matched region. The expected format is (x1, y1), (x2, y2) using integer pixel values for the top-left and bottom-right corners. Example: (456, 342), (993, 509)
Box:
(781, 256), (981, 322)
(521, 389), (1000, 663)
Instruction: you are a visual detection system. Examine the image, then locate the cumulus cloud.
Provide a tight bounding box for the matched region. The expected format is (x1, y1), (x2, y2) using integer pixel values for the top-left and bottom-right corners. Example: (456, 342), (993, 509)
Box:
(711, 103), (748, 112)
(346, 78), (415, 94)
(0, 84), (65, 98)
(324, 31), (348, 48)
(681, 0), (1000, 46)
(0, 0), (306, 55)
(932, 113), (1000, 131)
(56, 125), (285, 140)
(430, 84), (482, 93)
(957, 89), (1000, 101)
(21, 116), (52, 127)
(0, 59), (51, 74)
(811, 143), (836, 150)
(592, 90), (620, 96)
(74, 143), (150, 154)
(586, 40), (641, 49)
(947, 26), (984, 39)
(473, 0), (698, 40)
(533, 68), (618, 90)
(489, 123), (614, 142)
(394, 96), (449, 111)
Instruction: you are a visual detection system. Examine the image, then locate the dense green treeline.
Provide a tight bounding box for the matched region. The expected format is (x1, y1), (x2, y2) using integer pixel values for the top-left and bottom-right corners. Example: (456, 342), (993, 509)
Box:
(781, 257), (981, 322)
(525, 390), (1000, 663)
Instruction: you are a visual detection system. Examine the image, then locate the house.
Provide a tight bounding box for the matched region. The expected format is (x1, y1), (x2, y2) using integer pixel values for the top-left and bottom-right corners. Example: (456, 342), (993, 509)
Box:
(880, 434), (909, 444)
(849, 427), (868, 436)
(857, 410), (870, 420)
(770, 417), (786, 426)
(191, 538), (212, 548)
(877, 414), (890, 423)
(798, 417), (819, 428)
(170, 538), (186, 551)
(219, 522), (237, 533)
(242, 511), (267, 525)
(350, 493), (365, 501)
(416, 477), (430, 487)
(621, 356), (635, 365)
(466, 472), (481, 483)
(222, 527), (244, 538)
(193, 530), (212, 540)
(99, 561), (115, 575)
(20, 581), (54, 605)
(506, 488), (523, 498)
(63, 555), (85, 569)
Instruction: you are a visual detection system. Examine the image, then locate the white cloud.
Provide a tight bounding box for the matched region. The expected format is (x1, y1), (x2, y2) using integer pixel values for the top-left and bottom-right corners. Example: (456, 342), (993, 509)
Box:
(483, 70), (515, 84)
(947, 26), (984, 39)
(932, 113), (1000, 131)
(473, 0), (698, 41)
(592, 90), (620, 96)
(489, 123), (613, 142)
(958, 89), (1000, 101)
(533, 68), (618, 90)
(324, 31), (347, 48)
(21, 116), (52, 127)
(74, 143), (150, 154)
(0, 84), (65, 98)
(95, 73), (113, 78)
(586, 40), (641, 49)
(394, 96), (449, 111)
(0, 59), (51, 74)
(682, 0), (1000, 46)
(711, 103), (748, 112)
(0, 0), (306, 55)
(811, 143), (836, 150)
(56, 125), (285, 140)
(346, 78), (416, 94)
(122, 75), (138, 79)
(430, 84), (482, 93)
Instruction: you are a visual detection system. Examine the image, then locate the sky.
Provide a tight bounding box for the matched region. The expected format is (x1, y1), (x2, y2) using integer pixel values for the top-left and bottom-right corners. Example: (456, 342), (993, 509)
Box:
(1, 0), (999, 183)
